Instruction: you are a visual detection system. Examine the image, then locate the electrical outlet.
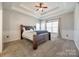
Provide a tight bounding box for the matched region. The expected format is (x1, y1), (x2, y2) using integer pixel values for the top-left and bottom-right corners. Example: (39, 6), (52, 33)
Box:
(66, 34), (68, 37)
(6, 35), (9, 38)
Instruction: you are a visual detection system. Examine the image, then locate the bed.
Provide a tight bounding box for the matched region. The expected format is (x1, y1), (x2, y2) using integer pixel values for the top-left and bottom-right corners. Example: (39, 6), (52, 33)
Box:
(20, 25), (50, 50)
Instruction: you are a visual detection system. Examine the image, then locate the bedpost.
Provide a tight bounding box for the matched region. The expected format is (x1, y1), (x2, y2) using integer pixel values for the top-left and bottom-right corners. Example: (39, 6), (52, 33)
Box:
(33, 35), (38, 50)
(49, 32), (51, 40)
(20, 25), (23, 40)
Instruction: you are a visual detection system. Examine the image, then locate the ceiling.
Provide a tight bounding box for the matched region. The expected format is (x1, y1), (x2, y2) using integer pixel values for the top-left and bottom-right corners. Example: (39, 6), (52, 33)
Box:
(3, 2), (76, 20)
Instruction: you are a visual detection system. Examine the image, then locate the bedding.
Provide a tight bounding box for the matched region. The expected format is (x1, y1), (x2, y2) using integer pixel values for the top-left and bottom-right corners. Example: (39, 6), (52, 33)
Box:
(22, 26), (48, 41)
(35, 30), (48, 35)
(22, 30), (37, 41)
(22, 30), (48, 41)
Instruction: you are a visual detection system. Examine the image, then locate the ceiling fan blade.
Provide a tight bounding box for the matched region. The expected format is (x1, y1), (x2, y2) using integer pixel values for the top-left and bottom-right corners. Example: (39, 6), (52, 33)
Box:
(36, 9), (39, 11)
(40, 3), (43, 8)
(35, 5), (40, 7)
(42, 9), (43, 12)
(43, 7), (48, 8)
(34, 3), (48, 12)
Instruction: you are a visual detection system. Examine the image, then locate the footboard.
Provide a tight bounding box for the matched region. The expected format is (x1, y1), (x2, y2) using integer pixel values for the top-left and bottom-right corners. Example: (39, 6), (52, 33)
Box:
(37, 33), (49, 44)
(33, 33), (49, 50)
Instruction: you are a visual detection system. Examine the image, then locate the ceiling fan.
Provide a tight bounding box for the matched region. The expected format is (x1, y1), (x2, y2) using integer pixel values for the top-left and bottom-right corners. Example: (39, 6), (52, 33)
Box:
(35, 3), (48, 12)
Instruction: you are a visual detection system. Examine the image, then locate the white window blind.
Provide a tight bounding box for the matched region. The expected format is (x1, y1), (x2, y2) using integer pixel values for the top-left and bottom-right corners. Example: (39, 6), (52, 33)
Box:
(46, 20), (58, 33)
(36, 23), (40, 30)
(41, 21), (45, 30)
(52, 21), (58, 33)
(47, 22), (52, 32)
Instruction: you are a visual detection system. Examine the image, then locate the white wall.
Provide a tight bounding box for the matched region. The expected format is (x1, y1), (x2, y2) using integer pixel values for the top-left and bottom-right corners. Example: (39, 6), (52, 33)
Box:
(0, 3), (2, 52)
(3, 9), (39, 43)
(74, 3), (79, 50)
(60, 12), (74, 40)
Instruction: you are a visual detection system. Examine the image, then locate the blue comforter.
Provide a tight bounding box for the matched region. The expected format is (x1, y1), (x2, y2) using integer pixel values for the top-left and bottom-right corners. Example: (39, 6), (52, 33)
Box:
(34, 30), (48, 35)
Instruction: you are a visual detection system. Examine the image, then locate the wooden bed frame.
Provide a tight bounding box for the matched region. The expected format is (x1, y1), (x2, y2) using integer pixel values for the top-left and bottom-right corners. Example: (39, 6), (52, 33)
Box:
(20, 25), (50, 50)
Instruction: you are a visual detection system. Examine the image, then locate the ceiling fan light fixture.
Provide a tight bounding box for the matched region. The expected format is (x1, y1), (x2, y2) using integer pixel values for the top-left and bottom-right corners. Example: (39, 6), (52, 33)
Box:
(34, 2), (48, 12)
(39, 8), (43, 11)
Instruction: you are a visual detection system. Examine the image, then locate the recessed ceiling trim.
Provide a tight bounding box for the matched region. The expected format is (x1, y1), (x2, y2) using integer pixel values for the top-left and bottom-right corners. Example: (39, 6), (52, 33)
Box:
(11, 6), (38, 19)
(10, 2), (76, 20)
(42, 7), (59, 15)
(19, 4), (42, 18)
(19, 4), (33, 12)
(40, 8), (74, 20)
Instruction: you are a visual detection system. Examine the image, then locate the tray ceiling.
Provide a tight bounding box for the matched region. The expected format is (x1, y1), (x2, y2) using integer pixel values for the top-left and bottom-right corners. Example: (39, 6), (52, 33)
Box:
(3, 2), (76, 19)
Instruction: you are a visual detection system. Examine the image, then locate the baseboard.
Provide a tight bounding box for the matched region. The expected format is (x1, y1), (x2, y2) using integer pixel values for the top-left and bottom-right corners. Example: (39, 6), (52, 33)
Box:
(75, 43), (79, 51)
(74, 40), (79, 51)
(0, 49), (2, 53)
(62, 38), (79, 51)
(3, 30), (20, 43)
(3, 39), (20, 43)
(61, 37), (73, 41)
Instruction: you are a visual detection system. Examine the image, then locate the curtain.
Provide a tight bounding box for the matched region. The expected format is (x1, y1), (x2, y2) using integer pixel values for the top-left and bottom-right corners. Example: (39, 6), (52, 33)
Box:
(58, 18), (61, 38)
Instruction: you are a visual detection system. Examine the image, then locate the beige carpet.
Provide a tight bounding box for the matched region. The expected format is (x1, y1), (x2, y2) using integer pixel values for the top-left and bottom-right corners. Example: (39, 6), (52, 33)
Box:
(0, 38), (79, 57)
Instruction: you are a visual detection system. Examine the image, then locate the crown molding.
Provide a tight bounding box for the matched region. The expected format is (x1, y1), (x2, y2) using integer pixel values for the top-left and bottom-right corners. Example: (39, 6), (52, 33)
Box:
(11, 6), (39, 19)
(41, 7), (59, 15)
(11, 5), (75, 20)
(40, 7), (75, 20)
(17, 3), (75, 20)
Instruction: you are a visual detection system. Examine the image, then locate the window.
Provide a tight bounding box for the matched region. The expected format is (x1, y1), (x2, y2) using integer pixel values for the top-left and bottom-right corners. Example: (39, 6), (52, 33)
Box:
(41, 21), (45, 30)
(52, 21), (58, 33)
(36, 23), (40, 30)
(46, 20), (58, 33)
(47, 22), (52, 32)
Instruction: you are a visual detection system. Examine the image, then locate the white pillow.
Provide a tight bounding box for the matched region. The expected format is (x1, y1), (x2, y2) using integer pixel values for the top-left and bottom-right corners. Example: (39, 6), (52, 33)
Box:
(23, 27), (26, 31)
(30, 29), (33, 31)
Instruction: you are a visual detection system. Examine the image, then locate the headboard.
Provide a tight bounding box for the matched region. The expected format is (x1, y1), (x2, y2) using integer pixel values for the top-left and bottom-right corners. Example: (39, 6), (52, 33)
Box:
(20, 25), (36, 39)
